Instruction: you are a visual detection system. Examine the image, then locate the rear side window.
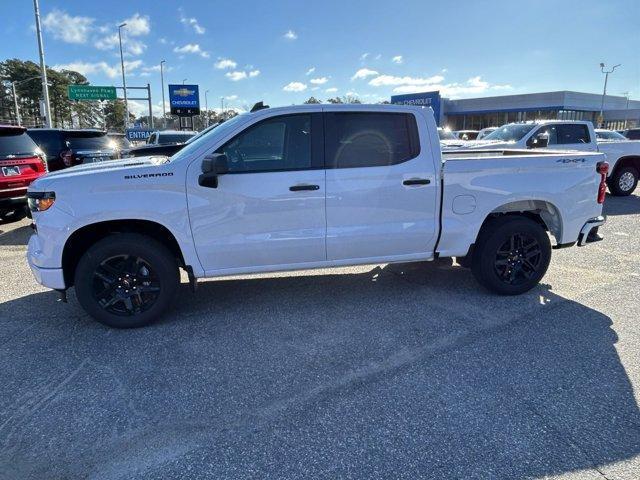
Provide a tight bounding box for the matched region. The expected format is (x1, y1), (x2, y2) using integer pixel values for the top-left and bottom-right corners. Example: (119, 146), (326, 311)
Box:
(626, 130), (640, 140)
(325, 112), (419, 168)
(0, 131), (38, 157)
(557, 124), (590, 144)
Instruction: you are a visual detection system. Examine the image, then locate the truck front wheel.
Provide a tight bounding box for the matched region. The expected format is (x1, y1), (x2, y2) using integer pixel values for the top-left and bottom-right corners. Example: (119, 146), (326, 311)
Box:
(74, 233), (180, 328)
(471, 216), (551, 295)
(608, 166), (638, 196)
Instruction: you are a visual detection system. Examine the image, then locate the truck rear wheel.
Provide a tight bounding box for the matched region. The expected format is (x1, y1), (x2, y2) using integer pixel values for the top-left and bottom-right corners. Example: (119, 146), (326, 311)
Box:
(471, 216), (551, 295)
(74, 233), (179, 328)
(608, 166), (638, 196)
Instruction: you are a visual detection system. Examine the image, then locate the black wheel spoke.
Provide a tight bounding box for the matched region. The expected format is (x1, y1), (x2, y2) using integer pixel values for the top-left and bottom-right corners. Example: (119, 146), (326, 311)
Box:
(494, 232), (541, 286)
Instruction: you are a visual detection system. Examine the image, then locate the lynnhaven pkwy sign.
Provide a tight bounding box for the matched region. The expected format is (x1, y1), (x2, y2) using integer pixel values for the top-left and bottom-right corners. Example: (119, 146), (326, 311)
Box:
(68, 85), (117, 101)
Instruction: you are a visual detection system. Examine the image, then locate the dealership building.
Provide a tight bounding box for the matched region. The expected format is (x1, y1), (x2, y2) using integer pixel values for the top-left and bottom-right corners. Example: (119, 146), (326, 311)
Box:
(391, 90), (640, 130)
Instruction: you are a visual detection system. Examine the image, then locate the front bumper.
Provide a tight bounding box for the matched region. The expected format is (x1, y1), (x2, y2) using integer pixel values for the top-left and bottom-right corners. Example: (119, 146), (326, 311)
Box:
(27, 234), (66, 289)
(577, 216), (606, 246)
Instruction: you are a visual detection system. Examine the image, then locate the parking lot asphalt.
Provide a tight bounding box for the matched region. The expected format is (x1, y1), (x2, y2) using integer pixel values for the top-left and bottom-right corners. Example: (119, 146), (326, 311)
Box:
(1, 195), (640, 479)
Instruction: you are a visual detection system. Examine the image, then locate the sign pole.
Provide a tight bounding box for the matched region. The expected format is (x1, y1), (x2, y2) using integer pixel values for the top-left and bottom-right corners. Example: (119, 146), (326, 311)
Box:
(147, 83), (153, 129)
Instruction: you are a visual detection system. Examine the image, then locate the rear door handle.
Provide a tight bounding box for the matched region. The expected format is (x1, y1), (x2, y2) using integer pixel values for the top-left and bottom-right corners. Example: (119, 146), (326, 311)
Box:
(289, 184), (320, 191)
(403, 178), (431, 186)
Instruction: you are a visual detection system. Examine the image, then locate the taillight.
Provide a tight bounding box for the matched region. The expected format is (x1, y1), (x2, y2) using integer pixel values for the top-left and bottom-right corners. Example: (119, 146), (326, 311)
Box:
(597, 161), (609, 204)
(60, 149), (73, 167)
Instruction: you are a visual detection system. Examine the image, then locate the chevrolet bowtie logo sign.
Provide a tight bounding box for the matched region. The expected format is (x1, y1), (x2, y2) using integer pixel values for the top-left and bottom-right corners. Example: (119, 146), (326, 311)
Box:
(173, 88), (195, 97)
(168, 84), (200, 117)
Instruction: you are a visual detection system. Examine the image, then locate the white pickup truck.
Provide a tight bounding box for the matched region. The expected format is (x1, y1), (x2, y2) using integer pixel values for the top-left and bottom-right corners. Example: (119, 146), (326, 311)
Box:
(456, 120), (640, 196)
(26, 104), (608, 328)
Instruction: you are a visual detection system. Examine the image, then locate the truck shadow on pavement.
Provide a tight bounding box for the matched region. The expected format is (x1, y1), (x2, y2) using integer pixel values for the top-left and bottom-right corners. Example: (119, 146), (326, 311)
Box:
(1, 260), (638, 479)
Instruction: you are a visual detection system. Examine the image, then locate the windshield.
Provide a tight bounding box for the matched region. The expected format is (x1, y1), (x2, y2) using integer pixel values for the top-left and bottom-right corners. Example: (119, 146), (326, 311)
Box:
(158, 133), (195, 144)
(170, 114), (248, 162)
(596, 130), (626, 141)
(483, 124), (536, 142)
(438, 129), (457, 140)
(185, 123), (219, 144)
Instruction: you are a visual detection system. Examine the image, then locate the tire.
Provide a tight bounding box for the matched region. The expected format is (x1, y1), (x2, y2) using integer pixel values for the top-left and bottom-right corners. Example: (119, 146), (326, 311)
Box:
(74, 233), (179, 328)
(471, 216), (551, 295)
(608, 166), (638, 196)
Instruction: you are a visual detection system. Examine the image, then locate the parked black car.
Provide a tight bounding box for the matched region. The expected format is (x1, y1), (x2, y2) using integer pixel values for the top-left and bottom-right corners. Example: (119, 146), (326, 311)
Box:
(26, 129), (118, 171)
(622, 128), (640, 140)
(107, 132), (132, 151)
(125, 124), (219, 158)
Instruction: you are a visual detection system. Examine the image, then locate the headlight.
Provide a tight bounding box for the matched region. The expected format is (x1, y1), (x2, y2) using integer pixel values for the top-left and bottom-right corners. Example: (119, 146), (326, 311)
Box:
(27, 192), (56, 212)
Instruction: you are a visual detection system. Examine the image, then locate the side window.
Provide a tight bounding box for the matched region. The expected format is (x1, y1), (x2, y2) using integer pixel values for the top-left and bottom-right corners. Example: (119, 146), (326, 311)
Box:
(557, 124), (590, 144)
(216, 114), (313, 173)
(325, 112), (419, 168)
(147, 133), (156, 144)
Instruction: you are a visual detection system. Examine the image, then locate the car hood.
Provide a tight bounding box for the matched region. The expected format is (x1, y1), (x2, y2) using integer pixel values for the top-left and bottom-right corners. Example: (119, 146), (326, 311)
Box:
(29, 155), (169, 190)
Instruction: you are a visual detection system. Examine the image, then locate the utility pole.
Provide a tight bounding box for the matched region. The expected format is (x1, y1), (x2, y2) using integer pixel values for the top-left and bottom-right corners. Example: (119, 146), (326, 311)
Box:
(33, 0), (52, 127)
(160, 60), (166, 127)
(11, 83), (21, 126)
(621, 91), (630, 129)
(599, 62), (621, 128)
(147, 83), (153, 128)
(118, 23), (129, 129)
(220, 97), (224, 120)
(205, 90), (209, 127)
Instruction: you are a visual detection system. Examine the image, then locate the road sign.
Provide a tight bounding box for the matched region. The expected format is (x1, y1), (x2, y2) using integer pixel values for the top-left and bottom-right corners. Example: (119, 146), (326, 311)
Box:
(391, 91), (442, 125)
(68, 85), (117, 101)
(125, 128), (154, 141)
(169, 84), (200, 116)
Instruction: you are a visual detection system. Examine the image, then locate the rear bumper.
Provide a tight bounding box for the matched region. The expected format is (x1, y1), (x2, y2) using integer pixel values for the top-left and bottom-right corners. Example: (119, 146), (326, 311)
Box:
(0, 194), (27, 211)
(577, 216), (606, 246)
(27, 234), (66, 289)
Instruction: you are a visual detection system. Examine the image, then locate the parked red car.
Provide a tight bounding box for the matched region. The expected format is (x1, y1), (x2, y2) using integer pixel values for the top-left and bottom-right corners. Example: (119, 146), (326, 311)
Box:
(0, 125), (47, 222)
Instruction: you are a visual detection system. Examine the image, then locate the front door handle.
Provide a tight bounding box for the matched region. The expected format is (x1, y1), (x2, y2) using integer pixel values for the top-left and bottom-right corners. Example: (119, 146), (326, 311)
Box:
(289, 184), (320, 191)
(403, 178), (431, 186)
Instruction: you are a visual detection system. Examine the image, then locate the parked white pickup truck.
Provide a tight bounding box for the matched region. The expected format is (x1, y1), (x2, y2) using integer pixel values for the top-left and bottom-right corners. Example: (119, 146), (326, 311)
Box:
(456, 120), (640, 196)
(26, 104), (607, 328)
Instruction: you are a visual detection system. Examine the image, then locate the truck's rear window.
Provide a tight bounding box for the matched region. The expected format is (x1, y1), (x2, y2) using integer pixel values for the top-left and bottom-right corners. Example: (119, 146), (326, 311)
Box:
(0, 131), (38, 158)
(67, 136), (111, 150)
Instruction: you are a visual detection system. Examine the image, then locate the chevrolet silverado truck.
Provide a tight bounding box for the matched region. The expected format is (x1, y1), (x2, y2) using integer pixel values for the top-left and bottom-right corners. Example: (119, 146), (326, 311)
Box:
(456, 120), (640, 196)
(26, 104), (607, 328)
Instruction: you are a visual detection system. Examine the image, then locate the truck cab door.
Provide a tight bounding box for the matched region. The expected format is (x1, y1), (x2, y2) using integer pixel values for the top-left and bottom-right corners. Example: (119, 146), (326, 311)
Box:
(186, 113), (326, 274)
(324, 110), (439, 262)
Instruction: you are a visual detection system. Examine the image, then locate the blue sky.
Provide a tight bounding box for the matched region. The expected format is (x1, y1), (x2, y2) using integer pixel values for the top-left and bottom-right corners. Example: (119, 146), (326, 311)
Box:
(2, 0), (639, 116)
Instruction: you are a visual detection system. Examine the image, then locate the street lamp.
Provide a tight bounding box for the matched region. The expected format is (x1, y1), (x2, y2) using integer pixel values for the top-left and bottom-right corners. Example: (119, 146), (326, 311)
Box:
(599, 62), (621, 127)
(621, 91), (630, 129)
(160, 60), (166, 124)
(9, 75), (42, 126)
(182, 78), (187, 85)
(118, 22), (129, 129)
(205, 89), (209, 127)
(32, 0), (52, 127)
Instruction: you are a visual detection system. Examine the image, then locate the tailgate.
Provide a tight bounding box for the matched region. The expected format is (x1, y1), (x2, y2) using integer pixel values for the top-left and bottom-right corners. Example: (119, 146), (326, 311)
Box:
(0, 156), (46, 197)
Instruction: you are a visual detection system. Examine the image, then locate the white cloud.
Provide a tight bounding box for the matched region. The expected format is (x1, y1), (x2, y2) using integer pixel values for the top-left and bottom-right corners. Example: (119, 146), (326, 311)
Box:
(179, 9), (205, 34)
(351, 68), (379, 81)
(306, 67), (316, 75)
(392, 55), (403, 64)
(283, 82), (307, 92)
(226, 71), (247, 81)
(248, 69), (260, 77)
(215, 58), (237, 69)
(389, 75), (513, 98)
(325, 87), (338, 93)
(225, 95), (238, 100)
(360, 53), (370, 61)
(121, 13), (150, 36)
(345, 91), (359, 97)
(174, 43), (210, 58)
(284, 30), (298, 40)
(310, 77), (328, 85)
(42, 10), (94, 44)
(368, 74), (445, 87)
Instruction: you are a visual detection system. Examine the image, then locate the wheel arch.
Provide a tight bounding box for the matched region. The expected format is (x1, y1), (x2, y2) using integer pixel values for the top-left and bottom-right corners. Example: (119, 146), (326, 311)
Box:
(62, 219), (186, 287)
(611, 156), (640, 177)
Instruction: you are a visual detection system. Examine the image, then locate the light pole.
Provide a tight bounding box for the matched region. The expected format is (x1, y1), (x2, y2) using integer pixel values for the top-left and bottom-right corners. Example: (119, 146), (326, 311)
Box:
(182, 78), (187, 85)
(599, 62), (621, 127)
(220, 96), (225, 120)
(621, 91), (630, 129)
(118, 23), (129, 129)
(32, 0), (52, 127)
(160, 60), (166, 126)
(10, 76), (42, 126)
(205, 90), (209, 127)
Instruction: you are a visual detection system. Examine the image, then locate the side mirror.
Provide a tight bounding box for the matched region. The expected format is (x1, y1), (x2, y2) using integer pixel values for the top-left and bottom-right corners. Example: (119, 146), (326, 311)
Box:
(528, 133), (549, 149)
(199, 153), (228, 188)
